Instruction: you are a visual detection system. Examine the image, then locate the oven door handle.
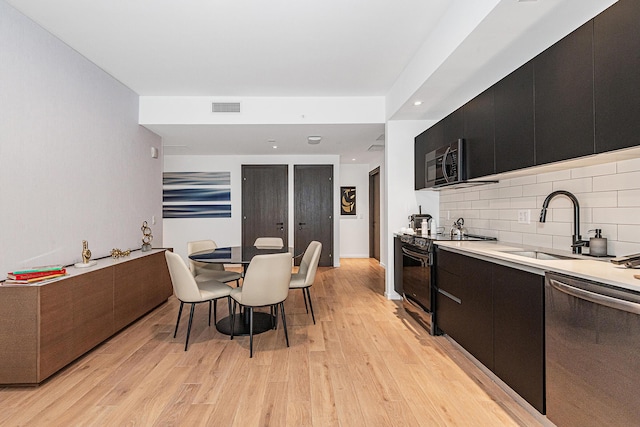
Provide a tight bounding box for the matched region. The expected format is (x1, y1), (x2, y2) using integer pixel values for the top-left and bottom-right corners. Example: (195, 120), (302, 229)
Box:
(401, 247), (431, 266)
(442, 146), (452, 183)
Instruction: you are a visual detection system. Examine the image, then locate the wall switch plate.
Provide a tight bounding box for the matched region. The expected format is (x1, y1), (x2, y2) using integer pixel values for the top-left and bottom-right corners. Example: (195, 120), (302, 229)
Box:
(517, 209), (530, 224)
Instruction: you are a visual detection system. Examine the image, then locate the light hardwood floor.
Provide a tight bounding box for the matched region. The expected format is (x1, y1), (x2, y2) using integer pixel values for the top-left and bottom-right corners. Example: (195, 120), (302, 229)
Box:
(0, 258), (544, 426)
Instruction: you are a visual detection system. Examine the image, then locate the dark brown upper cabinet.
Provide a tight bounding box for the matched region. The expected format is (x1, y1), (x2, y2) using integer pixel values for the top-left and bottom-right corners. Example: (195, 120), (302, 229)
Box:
(442, 108), (464, 144)
(594, 0), (640, 153)
(464, 87), (495, 179)
(494, 62), (535, 173)
(414, 121), (443, 190)
(534, 21), (595, 165)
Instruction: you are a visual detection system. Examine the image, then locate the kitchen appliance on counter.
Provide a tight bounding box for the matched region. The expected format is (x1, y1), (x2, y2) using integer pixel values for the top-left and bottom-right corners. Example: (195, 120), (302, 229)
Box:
(408, 213), (432, 235)
(399, 232), (496, 335)
(450, 217), (468, 239)
(545, 272), (640, 426)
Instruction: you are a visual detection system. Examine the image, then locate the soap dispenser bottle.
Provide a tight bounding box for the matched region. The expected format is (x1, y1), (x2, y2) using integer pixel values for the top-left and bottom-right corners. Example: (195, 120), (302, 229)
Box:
(589, 229), (608, 257)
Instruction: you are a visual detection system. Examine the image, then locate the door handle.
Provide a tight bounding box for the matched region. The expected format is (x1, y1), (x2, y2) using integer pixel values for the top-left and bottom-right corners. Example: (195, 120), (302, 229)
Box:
(276, 222), (284, 231)
(298, 222), (306, 230)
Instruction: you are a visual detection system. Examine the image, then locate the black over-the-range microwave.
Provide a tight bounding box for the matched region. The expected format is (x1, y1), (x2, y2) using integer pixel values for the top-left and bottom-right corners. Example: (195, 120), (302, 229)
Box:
(425, 139), (465, 188)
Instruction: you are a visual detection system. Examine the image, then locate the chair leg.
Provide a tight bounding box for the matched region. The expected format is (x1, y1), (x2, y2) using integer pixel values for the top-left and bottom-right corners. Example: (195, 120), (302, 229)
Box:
(273, 304), (279, 330)
(213, 299), (218, 324)
(306, 287), (316, 325)
(174, 301), (184, 338)
(280, 302), (290, 347)
(270, 306), (275, 329)
(249, 307), (254, 358)
(302, 288), (309, 313)
(185, 303), (196, 351)
(208, 300), (212, 326)
(230, 301), (236, 340)
(227, 297), (232, 334)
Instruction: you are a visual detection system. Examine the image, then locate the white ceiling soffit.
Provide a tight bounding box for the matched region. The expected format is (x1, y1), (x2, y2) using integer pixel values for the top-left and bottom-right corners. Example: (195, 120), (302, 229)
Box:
(148, 123), (386, 164)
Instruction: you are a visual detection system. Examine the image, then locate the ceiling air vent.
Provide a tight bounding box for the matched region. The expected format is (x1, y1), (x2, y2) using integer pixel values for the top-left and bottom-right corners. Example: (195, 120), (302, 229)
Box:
(368, 144), (385, 152)
(212, 102), (241, 113)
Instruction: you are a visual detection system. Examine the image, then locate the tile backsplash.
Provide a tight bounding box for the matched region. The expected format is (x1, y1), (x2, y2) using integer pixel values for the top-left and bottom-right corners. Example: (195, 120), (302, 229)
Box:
(438, 157), (640, 257)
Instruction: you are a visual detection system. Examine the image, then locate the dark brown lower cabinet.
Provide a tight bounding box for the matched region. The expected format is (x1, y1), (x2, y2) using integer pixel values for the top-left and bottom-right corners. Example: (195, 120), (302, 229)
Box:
(493, 264), (545, 414)
(435, 248), (545, 414)
(435, 251), (493, 370)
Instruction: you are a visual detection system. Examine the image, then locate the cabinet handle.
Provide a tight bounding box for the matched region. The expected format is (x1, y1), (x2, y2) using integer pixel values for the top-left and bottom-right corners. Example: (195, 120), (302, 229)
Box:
(438, 288), (461, 304)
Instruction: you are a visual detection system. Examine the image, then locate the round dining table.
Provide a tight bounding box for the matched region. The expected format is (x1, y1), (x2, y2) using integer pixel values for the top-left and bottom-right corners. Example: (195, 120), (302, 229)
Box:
(189, 245), (296, 336)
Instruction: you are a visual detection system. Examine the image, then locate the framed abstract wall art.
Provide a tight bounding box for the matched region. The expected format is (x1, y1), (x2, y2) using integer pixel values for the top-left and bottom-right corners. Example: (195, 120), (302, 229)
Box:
(340, 186), (356, 216)
(162, 171), (231, 218)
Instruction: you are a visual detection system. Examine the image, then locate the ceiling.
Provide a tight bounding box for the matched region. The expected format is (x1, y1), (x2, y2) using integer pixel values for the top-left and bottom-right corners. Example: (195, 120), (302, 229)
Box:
(6, 0), (616, 164)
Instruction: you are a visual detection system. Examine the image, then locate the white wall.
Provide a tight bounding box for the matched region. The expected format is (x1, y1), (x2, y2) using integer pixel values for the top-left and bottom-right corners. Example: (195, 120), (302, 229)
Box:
(339, 164), (371, 258)
(384, 120), (438, 298)
(0, 2), (162, 274)
(438, 157), (640, 256)
(163, 154), (341, 265)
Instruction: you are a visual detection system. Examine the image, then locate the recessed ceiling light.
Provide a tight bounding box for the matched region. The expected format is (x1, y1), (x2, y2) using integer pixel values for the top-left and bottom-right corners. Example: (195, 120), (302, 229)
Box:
(414, 101), (423, 106)
(272, 145), (278, 149)
(352, 158), (356, 161)
(307, 136), (322, 144)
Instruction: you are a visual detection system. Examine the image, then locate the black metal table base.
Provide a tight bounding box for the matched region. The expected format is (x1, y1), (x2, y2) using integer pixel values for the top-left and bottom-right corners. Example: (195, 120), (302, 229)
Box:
(215, 312), (275, 336)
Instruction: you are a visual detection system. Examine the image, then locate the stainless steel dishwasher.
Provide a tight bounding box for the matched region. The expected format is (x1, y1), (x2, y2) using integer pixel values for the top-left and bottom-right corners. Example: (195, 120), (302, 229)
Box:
(545, 272), (640, 427)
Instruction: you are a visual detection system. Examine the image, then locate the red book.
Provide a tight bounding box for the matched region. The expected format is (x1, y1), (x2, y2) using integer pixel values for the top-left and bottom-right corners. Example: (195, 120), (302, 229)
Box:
(7, 269), (66, 280)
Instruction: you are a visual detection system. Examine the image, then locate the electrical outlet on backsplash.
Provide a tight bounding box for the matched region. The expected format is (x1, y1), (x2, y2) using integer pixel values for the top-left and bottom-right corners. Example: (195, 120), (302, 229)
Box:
(438, 156), (640, 257)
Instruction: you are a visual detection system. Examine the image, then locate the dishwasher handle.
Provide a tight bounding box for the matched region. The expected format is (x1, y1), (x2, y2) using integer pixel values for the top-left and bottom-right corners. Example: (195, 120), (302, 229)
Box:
(548, 278), (640, 315)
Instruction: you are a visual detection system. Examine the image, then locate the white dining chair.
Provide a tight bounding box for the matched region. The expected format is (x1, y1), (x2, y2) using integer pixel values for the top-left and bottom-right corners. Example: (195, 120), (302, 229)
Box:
(165, 251), (233, 351)
(289, 241), (322, 324)
(229, 252), (292, 357)
(253, 237), (284, 248)
(188, 240), (242, 286)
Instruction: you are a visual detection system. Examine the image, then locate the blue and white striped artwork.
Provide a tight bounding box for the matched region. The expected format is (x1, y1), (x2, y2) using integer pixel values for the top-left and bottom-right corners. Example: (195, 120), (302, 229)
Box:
(163, 205), (232, 219)
(162, 171), (231, 186)
(162, 171), (232, 218)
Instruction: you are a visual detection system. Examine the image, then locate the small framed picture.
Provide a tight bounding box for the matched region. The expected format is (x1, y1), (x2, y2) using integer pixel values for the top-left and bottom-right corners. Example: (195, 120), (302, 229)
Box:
(340, 186), (356, 215)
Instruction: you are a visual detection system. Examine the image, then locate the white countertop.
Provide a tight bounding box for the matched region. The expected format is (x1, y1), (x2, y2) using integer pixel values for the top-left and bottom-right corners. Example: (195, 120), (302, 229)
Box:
(434, 240), (640, 292)
(1, 248), (168, 287)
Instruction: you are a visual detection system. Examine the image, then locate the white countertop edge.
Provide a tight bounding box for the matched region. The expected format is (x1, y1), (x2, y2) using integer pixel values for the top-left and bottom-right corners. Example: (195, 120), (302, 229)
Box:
(1, 248), (169, 287)
(434, 241), (640, 293)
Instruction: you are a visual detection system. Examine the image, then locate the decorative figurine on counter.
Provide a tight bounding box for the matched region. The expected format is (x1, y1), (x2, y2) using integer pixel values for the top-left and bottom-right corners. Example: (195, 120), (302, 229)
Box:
(82, 240), (91, 264)
(110, 248), (131, 259)
(74, 240), (97, 268)
(141, 221), (153, 252)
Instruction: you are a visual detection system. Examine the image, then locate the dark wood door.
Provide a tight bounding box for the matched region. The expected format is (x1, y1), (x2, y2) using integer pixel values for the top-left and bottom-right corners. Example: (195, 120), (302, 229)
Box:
(369, 167), (380, 261)
(494, 61), (535, 173)
(594, 0), (640, 153)
(534, 21), (594, 165)
(242, 165), (288, 248)
(463, 87), (495, 179)
(294, 165), (333, 267)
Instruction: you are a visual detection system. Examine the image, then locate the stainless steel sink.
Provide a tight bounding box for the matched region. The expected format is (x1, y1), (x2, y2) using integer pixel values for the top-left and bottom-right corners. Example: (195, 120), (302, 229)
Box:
(501, 250), (576, 261)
